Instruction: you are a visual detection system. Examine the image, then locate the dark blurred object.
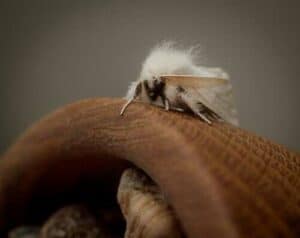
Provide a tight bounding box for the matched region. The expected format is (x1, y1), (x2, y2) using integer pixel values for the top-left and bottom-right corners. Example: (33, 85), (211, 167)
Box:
(40, 205), (109, 238)
(8, 226), (39, 238)
(8, 204), (124, 238)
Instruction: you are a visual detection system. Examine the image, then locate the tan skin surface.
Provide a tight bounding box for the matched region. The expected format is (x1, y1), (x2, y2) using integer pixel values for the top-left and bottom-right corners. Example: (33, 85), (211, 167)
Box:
(0, 98), (299, 237)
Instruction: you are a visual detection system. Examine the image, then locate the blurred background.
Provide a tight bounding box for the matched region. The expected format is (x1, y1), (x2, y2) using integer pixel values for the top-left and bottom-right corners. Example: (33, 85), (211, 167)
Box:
(0, 0), (299, 152)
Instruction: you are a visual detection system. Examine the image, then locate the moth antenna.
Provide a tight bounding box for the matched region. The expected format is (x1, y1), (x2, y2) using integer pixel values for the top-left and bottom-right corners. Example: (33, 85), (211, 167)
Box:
(120, 98), (135, 116)
(121, 82), (142, 116)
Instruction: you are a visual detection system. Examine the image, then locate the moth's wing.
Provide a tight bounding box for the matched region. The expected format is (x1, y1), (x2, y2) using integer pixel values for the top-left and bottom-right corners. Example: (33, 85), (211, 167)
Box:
(160, 75), (228, 88)
(195, 83), (239, 126)
(160, 75), (239, 125)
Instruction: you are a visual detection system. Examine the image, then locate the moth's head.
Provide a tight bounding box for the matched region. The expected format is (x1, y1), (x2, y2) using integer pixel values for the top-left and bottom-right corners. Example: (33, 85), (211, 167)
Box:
(140, 77), (165, 102)
(121, 77), (165, 115)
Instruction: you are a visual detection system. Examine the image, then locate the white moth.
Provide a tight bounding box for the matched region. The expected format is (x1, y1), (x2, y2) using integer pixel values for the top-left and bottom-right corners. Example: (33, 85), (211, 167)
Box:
(121, 41), (239, 125)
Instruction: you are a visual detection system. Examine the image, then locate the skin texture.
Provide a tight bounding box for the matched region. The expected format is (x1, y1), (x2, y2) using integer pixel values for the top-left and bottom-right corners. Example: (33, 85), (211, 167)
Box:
(117, 168), (183, 238)
(0, 98), (299, 237)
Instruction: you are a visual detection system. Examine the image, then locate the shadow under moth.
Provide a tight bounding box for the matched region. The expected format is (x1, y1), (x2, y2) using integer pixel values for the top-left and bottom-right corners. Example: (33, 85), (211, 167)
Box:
(121, 41), (239, 126)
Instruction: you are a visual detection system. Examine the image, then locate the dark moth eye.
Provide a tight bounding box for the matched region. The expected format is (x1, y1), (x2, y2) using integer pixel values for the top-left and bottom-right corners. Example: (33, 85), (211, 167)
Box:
(153, 79), (159, 86)
(143, 80), (150, 90)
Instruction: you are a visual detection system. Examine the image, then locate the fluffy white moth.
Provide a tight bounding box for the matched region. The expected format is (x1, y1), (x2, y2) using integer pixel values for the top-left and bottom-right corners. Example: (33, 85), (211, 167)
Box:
(121, 41), (239, 125)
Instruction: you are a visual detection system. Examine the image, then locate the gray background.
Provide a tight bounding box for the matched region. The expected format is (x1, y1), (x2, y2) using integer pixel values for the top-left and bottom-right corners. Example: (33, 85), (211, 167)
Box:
(0, 0), (299, 153)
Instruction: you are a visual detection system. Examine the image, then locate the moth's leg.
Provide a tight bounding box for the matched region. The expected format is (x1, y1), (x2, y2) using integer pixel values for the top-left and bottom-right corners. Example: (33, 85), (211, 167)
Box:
(163, 99), (185, 112)
(179, 93), (212, 124)
(160, 90), (170, 111)
(163, 98), (170, 111)
(172, 107), (184, 112)
(195, 111), (212, 124)
(196, 102), (223, 122)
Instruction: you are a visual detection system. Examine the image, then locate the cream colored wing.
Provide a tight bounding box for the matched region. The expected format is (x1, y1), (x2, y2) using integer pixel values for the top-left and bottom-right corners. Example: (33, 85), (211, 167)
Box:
(195, 83), (239, 126)
(160, 75), (239, 126)
(160, 75), (228, 88)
